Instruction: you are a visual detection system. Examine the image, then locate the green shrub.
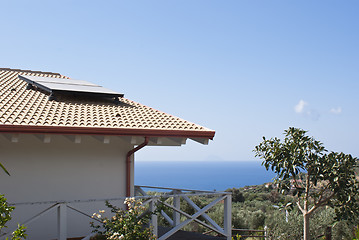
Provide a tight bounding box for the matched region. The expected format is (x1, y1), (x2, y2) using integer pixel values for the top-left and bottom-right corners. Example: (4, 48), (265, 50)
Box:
(0, 194), (27, 240)
(90, 198), (156, 240)
(265, 207), (355, 240)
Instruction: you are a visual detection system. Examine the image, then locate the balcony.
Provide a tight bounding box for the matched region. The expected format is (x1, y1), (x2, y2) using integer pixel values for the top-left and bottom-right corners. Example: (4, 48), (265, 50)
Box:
(2, 186), (232, 240)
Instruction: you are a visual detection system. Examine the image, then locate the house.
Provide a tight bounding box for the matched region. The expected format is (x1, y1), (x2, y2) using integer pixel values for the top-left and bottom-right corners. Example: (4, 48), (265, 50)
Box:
(0, 68), (218, 239)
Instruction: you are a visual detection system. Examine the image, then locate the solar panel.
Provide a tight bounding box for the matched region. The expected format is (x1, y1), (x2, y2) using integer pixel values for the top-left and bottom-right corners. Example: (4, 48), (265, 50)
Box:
(19, 75), (124, 101)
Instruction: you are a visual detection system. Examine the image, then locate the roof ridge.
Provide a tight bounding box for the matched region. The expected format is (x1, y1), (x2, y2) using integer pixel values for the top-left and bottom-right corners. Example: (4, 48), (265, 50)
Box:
(0, 67), (61, 75)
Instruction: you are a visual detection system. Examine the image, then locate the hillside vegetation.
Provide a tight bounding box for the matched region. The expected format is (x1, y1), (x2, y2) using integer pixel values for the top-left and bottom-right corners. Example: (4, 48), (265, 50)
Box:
(156, 182), (358, 240)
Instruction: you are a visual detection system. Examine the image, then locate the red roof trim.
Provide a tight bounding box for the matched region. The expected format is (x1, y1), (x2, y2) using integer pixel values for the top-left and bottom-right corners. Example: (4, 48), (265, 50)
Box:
(0, 125), (215, 140)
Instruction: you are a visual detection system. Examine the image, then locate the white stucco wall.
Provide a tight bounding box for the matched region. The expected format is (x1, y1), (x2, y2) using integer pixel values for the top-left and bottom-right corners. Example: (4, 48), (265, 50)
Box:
(0, 133), (134, 239)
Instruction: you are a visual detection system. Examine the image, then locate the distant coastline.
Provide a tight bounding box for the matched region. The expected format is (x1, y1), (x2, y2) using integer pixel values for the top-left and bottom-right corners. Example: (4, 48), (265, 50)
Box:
(135, 161), (276, 191)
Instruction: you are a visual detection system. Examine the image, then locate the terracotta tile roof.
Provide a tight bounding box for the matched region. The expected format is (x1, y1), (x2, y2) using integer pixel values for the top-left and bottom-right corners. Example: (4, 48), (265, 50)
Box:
(0, 68), (215, 139)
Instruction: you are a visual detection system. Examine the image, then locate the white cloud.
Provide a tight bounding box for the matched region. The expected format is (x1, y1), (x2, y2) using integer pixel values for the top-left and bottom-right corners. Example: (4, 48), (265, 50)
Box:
(294, 100), (320, 121)
(294, 100), (307, 113)
(330, 107), (342, 114)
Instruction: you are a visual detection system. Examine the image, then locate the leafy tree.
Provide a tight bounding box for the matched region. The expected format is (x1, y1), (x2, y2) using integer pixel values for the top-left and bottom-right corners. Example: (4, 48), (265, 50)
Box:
(0, 164), (26, 239)
(254, 127), (359, 240)
(0, 195), (27, 240)
(226, 188), (245, 203)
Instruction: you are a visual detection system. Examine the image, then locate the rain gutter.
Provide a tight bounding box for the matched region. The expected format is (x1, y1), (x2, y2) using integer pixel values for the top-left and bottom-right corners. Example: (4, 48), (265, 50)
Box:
(0, 125), (215, 139)
(126, 137), (149, 197)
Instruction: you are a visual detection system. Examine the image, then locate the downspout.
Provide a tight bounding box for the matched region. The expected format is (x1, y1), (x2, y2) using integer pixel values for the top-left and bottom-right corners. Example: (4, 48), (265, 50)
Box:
(126, 137), (149, 197)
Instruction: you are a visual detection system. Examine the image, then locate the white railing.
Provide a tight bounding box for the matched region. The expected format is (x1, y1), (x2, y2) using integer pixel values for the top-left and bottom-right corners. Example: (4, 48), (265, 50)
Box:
(2, 186), (232, 240)
(135, 185), (232, 240)
(1, 197), (119, 240)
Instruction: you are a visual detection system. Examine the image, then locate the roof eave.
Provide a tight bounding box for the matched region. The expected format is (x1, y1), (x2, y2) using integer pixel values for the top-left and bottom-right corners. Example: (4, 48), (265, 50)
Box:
(0, 125), (215, 140)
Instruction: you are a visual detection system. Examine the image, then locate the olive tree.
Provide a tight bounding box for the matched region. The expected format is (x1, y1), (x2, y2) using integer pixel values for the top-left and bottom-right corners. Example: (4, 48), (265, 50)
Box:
(254, 127), (359, 240)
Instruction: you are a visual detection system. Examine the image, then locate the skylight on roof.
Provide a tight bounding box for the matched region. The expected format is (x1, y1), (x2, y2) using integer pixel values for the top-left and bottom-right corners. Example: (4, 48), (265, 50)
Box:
(19, 75), (124, 101)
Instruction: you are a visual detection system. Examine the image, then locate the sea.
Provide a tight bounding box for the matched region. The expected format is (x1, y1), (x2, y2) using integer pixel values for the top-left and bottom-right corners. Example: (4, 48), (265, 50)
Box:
(135, 161), (276, 191)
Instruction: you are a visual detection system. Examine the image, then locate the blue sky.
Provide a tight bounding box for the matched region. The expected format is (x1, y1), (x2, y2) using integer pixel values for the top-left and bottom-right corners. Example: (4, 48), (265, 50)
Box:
(1, 1), (358, 161)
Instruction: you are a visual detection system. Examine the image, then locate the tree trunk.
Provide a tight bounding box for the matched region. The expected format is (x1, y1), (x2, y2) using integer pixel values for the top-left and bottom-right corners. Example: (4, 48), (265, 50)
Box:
(303, 213), (310, 240)
(325, 226), (332, 240)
